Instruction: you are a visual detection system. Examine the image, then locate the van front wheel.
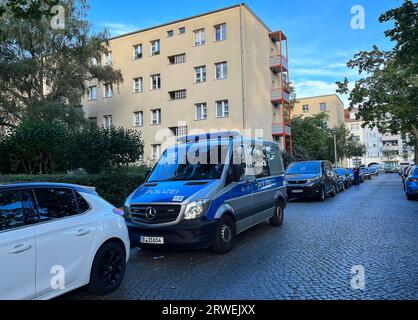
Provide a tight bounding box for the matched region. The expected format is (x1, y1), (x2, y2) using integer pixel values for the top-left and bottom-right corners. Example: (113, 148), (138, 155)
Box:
(211, 216), (235, 254)
(269, 201), (284, 226)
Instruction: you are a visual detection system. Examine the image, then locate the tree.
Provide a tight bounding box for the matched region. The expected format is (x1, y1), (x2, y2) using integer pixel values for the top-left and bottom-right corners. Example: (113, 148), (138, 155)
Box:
(327, 125), (366, 164)
(0, 0), (123, 129)
(291, 113), (330, 160)
(0, 0), (59, 20)
(336, 0), (418, 163)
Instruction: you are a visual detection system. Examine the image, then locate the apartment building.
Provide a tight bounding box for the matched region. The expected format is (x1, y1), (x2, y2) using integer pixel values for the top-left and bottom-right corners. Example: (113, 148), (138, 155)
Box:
(345, 109), (414, 167)
(293, 94), (345, 128)
(82, 4), (291, 162)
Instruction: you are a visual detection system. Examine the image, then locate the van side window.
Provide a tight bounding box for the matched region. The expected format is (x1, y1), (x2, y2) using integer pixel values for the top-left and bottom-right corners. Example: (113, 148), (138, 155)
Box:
(265, 144), (284, 176)
(230, 144), (247, 182)
(245, 144), (270, 179)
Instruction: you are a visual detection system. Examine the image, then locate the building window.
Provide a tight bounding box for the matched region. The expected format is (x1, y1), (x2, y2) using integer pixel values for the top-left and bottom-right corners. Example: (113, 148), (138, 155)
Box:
(171, 126), (188, 137)
(215, 62), (228, 80)
(105, 51), (112, 65)
(195, 103), (207, 120)
(103, 115), (112, 128)
(216, 100), (229, 118)
(133, 111), (143, 127)
(104, 83), (113, 98)
(151, 109), (161, 125)
(133, 44), (143, 60)
(88, 85), (97, 101)
(302, 104), (309, 113)
(169, 90), (187, 100)
(168, 53), (186, 65)
(150, 74), (161, 90)
(179, 27), (186, 34)
(194, 28), (205, 46)
(150, 40), (160, 56)
(215, 23), (227, 41)
(320, 102), (327, 112)
(152, 144), (161, 160)
(167, 30), (174, 37)
(88, 117), (97, 124)
(195, 66), (206, 83)
(133, 77), (143, 93)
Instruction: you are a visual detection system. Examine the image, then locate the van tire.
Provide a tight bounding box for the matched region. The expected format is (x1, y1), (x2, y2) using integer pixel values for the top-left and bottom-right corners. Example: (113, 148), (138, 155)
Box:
(317, 187), (326, 201)
(269, 201), (284, 226)
(88, 242), (126, 295)
(211, 216), (235, 254)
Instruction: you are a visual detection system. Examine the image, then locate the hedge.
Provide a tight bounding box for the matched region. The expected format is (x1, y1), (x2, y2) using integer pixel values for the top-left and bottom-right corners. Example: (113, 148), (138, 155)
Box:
(0, 172), (146, 208)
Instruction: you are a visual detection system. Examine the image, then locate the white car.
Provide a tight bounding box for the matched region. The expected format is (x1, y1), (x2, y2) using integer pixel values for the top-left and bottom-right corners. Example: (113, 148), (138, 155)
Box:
(0, 182), (130, 300)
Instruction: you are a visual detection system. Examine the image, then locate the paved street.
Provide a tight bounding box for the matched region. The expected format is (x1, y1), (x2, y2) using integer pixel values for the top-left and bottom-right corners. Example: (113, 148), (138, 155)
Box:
(65, 174), (418, 300)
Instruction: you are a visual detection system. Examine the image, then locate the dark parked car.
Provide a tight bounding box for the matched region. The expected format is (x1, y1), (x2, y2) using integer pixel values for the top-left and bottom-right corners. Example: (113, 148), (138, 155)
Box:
(335, 168), (351, 189)
(362, 168), (372, 180)
(286, 161), (337, 201)
(334, 169), (346, 192)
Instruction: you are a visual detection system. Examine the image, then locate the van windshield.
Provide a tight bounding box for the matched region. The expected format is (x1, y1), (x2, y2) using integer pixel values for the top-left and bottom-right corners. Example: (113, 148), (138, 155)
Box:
(286, 162), (321, 175)
(148, 142), (230, 182)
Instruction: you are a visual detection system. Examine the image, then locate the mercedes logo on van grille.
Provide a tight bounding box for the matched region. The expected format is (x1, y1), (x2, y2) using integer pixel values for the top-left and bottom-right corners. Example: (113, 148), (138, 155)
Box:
(145, 207), (157, 221)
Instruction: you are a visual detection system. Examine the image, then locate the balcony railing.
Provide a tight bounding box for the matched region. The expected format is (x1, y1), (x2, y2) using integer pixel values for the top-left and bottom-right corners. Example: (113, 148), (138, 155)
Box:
(271, 88), (290, 103)
(383, 145), (400, 152)
(272, 123), (292, 136)
(270, 55), (288, 72)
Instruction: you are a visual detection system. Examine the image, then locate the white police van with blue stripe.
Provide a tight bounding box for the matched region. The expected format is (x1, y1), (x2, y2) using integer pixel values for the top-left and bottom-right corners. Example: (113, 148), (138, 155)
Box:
(124, 131), (287, 254)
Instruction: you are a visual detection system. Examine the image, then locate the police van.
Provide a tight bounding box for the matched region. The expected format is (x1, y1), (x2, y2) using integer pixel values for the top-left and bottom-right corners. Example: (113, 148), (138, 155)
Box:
(124, 131), (287, 254)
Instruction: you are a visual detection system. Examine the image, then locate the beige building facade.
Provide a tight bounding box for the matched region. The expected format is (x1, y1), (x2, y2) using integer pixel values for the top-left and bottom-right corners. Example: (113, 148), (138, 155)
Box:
(293, 94), (345, 129)
(81, 4), (290, 162)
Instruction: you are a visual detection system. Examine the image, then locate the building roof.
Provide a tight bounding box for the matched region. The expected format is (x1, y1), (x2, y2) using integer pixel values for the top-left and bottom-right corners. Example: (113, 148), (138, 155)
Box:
(109, 3), (271, 41)
(297, 94), (345, 106)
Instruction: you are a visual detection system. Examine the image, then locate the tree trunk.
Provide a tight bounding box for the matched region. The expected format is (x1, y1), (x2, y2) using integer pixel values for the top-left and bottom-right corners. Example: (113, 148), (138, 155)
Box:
(412, 127), (418, 165)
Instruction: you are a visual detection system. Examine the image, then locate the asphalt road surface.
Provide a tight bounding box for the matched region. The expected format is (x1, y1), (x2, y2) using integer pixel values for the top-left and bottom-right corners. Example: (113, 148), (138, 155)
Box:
(64, 173), (418, 300)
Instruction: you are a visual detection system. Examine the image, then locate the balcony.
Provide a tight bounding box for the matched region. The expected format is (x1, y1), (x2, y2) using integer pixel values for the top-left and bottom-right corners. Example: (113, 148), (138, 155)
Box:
(383, 144), (400, 152)
(272, 123), (292, 136)
(271, 88), (290, 104)
(270, 55), (288, 72)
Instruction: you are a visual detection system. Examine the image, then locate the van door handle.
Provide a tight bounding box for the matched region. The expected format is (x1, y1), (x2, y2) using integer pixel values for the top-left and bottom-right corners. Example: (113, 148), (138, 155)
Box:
(73, 228), (91, 237)
(9, 244), (32, 254)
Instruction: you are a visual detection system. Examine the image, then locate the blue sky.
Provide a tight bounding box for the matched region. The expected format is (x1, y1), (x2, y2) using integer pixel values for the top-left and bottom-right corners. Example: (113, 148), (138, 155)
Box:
(87, 0), (401, 105)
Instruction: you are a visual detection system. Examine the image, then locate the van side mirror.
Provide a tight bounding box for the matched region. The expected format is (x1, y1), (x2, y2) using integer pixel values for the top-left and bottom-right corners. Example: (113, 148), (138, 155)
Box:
(232, 165), (244, 182)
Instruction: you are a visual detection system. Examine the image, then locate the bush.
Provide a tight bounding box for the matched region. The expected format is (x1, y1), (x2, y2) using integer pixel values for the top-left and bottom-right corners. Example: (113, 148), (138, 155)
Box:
(67, 126), (144, 174)
(0, 171), (146, 207)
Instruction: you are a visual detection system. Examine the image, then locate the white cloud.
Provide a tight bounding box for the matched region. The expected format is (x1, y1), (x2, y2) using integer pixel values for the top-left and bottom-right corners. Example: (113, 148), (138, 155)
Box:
(100, 22), (139, 36)
(294, 80), (338, 99)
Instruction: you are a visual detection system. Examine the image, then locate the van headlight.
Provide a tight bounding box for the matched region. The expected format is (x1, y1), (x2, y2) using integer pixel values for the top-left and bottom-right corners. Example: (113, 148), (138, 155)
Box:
(307, 176), (321, 186)
(183, 199), (210, 220)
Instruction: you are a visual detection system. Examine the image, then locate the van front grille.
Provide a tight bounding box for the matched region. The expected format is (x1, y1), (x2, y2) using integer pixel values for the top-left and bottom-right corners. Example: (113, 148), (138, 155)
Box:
(130, 204), (182, 224)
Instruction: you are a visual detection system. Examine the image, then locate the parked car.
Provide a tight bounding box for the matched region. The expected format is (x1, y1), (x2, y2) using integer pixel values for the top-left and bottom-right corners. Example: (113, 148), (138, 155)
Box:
(285, 160), (337, 201)
(335, 168), (351, 189)
(362, 168), (372, 180)
(404, 166), (418, 200)
(369, 166), (379, 176)
(124, 132), (287, 254)
(0, 183), (130, 300)
(334, 169), (346, 192)
(347, 168), (356, 185)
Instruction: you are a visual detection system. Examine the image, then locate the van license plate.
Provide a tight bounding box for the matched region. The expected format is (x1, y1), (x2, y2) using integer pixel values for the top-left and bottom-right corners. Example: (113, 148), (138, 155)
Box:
(292, 190), (304, 193)
(141, 236), (164, 244)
